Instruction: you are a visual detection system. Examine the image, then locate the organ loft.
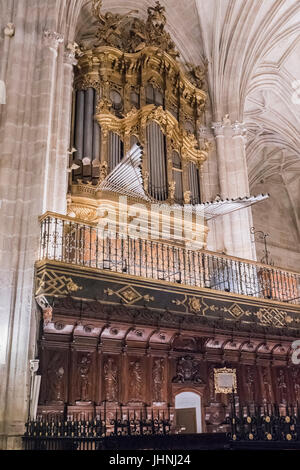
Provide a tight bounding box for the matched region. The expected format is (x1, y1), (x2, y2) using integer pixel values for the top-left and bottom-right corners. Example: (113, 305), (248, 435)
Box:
(1, 0), (300, 450)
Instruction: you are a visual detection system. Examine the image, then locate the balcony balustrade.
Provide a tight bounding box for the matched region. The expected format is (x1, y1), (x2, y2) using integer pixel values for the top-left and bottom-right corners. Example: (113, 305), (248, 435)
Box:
(38, 213), (300, 304)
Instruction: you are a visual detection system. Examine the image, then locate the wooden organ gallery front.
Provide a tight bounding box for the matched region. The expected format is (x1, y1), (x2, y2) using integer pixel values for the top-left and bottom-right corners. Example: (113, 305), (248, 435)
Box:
(34, 1), (300, 441)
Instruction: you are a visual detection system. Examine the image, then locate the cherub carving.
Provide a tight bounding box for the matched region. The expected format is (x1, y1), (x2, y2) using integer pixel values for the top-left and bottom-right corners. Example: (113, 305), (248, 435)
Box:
(92, 0), (138, 48)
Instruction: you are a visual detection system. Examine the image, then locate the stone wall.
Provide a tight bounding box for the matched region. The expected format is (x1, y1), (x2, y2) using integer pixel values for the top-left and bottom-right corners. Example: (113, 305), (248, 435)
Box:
(0, 0), (79, 449)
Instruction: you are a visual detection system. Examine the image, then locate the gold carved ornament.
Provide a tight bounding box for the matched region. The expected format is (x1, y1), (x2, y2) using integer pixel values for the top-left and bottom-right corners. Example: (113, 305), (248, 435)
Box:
(104, 285), (154, 305)
(91, 0), (179, 59)
(95, 105), (209, 167)
(36, 270), (82, 297)
(70, 2), (209, 222)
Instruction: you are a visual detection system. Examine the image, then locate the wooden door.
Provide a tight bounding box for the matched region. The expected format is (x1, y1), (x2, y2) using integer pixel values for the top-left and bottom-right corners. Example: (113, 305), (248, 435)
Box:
(175, 408), (197, 434)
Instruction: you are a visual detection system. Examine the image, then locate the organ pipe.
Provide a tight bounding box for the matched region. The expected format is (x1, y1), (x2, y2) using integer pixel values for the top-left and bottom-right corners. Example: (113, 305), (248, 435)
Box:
(189, 162), (201, 204)
(108, 131), (123, 172)
(92, 91), (101, 162)
(83, 87), (94, 161)
(147, 122), (167, 201)
(172, 152), (183, 203)
(74, 90), (85, 160)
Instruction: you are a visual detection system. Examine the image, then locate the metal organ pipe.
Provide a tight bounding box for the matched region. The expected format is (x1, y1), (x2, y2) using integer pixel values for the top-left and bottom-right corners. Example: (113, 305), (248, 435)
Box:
(83, 87), (94, 161)
(108, 132), (123, 172)
(173, 152), (183, 203)
(157, 123), (162, 200)
(147, 122), (168, 201)
(189, 162), (200, 204)
(161, 129), (167, 200)
(74, 90), (85, 160)
(92, 90), (101, 162)
(153, 123), (158, 200)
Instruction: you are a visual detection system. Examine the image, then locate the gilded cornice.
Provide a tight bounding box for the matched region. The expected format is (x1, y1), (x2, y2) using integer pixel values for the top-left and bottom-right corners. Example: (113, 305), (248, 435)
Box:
(74, 45), (206, 117)
(96, 104), (209, 166)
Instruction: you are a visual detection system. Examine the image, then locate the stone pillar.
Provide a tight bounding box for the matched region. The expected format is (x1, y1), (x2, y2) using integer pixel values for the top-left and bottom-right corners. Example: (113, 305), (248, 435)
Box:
(0, 13), (74, 447)
(211, 119), (256, 260)
(41, 31), (64, 214)
(51, 45), (77, 213)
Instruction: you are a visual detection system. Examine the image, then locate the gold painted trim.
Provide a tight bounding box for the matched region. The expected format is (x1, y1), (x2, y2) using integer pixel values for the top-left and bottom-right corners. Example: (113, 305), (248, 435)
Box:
(95, 104), (209, 166)
(35, 259), (300, 312)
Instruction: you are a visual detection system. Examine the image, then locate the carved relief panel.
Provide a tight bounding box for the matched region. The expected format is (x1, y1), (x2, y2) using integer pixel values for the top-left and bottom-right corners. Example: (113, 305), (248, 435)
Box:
(76, 352), (93, 403)
(103, 356), (119, 402)
(42, 349), (68, 405)
(259, 366), (273, 404)
(128, 358), (144, 403)
(244, 365), (256, 403)
(152, 358), (165, 403)
(275, 367), (288, 405)
(290, 367), (300, 403)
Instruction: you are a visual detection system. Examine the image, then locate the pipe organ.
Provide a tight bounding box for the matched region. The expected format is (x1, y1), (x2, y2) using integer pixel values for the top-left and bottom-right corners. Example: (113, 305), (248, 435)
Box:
(33, 3), (300, 443)
(68, 0), (210, 247)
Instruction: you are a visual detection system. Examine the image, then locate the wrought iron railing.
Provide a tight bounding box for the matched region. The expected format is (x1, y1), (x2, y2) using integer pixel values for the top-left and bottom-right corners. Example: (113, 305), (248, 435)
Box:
(38, 213), (300, 304)
(23, 408), (173, 450)
(227, 398), (300, 442)
(24, 412), (172, 439)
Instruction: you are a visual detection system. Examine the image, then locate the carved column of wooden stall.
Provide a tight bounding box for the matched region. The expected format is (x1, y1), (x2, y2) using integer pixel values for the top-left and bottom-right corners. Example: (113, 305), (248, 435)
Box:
(39, 341), (70, 415)
(68, 333), (97, 419)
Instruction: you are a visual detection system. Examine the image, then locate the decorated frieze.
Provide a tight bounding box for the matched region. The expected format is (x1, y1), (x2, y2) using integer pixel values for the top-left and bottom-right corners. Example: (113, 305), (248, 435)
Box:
(35, 260), (300, 336)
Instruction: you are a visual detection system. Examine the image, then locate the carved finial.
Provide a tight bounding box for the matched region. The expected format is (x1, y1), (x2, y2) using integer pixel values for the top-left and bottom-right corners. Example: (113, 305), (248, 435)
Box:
(147, 1), (166, 28)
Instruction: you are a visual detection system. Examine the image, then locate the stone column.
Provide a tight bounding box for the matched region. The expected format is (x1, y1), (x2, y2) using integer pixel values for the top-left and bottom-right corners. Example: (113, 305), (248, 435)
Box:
(41, 31), (64, 214)
(51, 45), (77, 214)
(0, 18), (70, 448)
(211, 119), (256, 260)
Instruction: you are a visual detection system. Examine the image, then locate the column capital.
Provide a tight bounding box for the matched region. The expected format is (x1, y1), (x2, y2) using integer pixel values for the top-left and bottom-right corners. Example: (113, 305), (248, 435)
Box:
(231, 121), (247, 138)
(43, 30), (64, 52)
(211, 121), (224, 137)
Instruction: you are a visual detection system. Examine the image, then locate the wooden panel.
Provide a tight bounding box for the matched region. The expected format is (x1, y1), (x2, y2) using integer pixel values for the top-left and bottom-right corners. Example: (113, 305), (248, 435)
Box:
(175, 408), (197, 434)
